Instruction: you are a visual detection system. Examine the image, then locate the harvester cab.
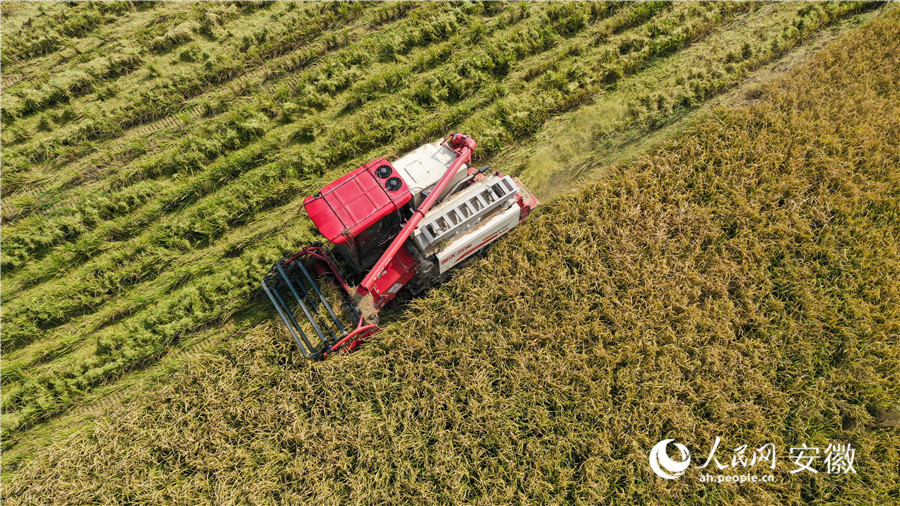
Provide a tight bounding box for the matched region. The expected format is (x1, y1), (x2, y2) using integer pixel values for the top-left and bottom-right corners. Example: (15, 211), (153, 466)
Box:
(261, 133), (538, 359)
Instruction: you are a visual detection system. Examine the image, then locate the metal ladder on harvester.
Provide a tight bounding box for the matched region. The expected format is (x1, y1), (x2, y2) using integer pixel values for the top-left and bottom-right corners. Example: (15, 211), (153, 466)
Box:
(412, 175), (518, 251)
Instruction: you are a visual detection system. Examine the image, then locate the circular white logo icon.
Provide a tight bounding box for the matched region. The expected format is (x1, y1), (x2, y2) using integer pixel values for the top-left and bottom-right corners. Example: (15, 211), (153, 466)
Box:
(649, 439), (691, 479)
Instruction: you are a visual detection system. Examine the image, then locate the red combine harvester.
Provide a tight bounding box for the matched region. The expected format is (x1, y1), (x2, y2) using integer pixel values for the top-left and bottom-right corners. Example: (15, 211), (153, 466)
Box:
(262, 133), (538, 359)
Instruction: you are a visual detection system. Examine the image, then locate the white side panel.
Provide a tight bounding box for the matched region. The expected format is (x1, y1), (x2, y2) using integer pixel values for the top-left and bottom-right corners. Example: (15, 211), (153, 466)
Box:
(435, 205), (520, 273)
(393, 140), (467, 205)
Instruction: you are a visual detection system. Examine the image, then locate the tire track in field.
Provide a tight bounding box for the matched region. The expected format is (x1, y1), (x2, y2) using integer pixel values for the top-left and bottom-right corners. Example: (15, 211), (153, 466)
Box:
(0, 1), (168, 91)
(522, 4), (892, 202)
(1, 57), (291, 213)
(128, 69), (269, 138)
(83, 327), (230, 413)
(1, 195), (307, 378)
(1, 72), (25, 88)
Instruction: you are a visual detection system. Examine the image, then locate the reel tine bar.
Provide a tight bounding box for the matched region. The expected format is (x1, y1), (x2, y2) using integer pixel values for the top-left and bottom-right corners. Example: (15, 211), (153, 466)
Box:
(261, 252), (347, 359)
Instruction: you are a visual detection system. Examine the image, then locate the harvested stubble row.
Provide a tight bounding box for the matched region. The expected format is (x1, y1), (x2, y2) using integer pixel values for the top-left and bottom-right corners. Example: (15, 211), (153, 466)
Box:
(4, 7), (898, 505)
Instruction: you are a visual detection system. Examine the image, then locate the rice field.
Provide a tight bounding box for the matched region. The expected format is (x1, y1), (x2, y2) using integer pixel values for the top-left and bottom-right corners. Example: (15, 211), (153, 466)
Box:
(1, 1), (898, 502)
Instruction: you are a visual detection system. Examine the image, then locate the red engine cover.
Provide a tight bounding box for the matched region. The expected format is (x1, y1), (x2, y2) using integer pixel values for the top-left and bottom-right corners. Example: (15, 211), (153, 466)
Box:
(304, 159), (411, 245)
